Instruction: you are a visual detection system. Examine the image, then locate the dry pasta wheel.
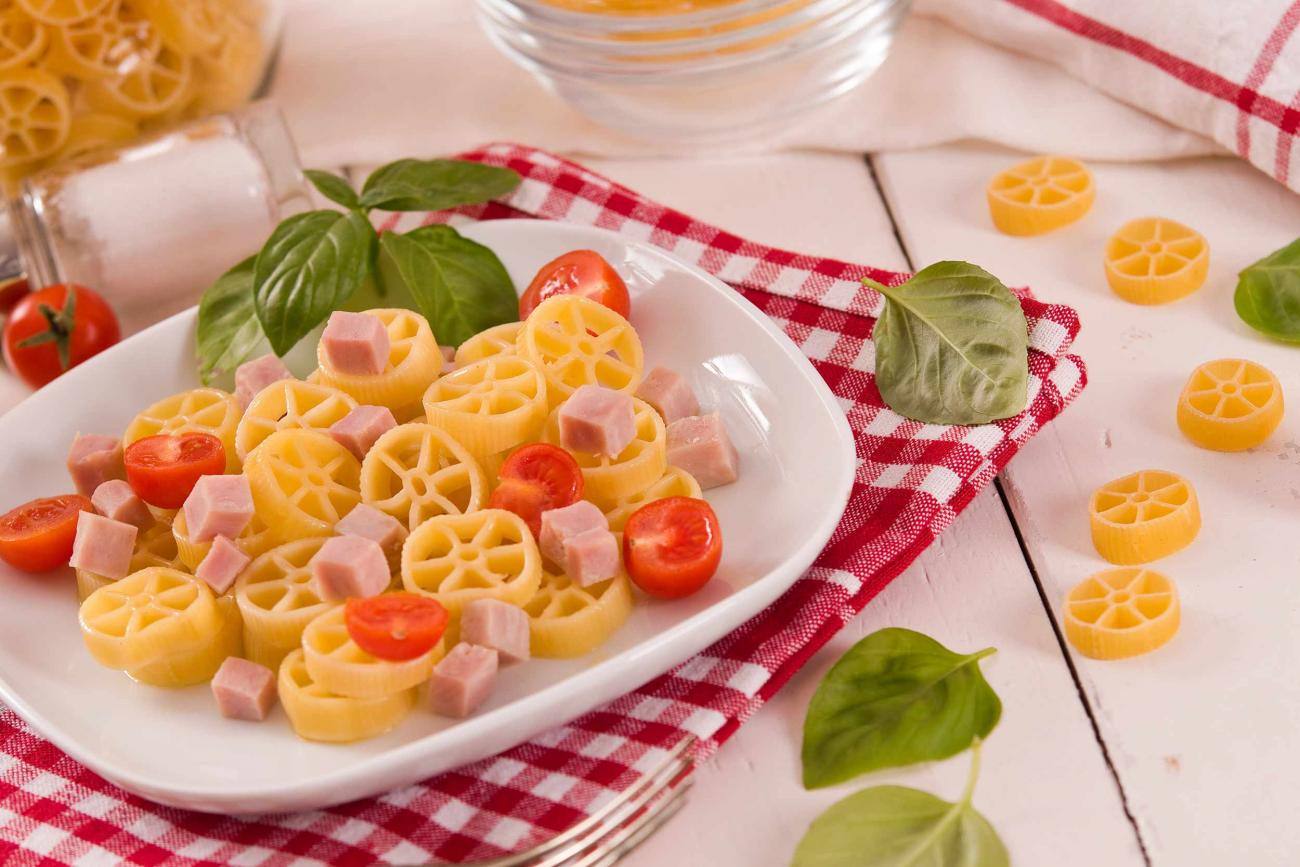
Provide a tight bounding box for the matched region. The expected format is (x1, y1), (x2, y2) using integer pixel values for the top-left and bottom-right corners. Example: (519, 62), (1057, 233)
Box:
(190, 17), (261, 114)
(44, 0), (161, 81)
(17, 0), (109, 24)
(360, 422), (486, 531)
(235, 536), (336, 671)
(0, 67), (70, 167)
(1104, 217), (1208, 305)
(401, 508), (541, 616)
(543, 397), (666, 502)
(127, 594), (241, 686)
(1063, 568), (1179, 660)
(83, 42), (191, 118)
(455, 321), (522, 368)
(595, 465), (702, 532)
(986, 155), (1094, 236)
(0, 4), (47, 70)
(172, 507), (276, 572)
(278, 648), (414, 743)
(1090, 470), (1200, 565)
(78, 566), (220, 672)
(1177, 358), (1283, 452)
(56, 112), (137, 162)
(519, 295), (644, 404)
(134, 0), (220, 53)
(123, 387), (241, 471)
(314, 308), (441, 413)
(243, 429), (361, 544)
(523, 570), (633, 658)
(235, 380), (357, 462)
(301, 605), (444, 699)
(422, 356), (547, 460)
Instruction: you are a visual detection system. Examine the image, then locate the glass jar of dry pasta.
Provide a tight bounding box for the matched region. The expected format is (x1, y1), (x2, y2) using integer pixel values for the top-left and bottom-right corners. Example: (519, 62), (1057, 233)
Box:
(0, 0), (282, 190)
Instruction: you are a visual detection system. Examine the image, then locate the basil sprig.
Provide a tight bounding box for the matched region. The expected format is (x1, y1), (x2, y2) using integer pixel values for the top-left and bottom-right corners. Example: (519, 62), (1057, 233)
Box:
(197, 158), (521, 383)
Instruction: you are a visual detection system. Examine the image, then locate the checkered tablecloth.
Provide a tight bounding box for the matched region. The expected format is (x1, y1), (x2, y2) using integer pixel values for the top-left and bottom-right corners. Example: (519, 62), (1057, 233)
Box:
(0, 144), (1086, 865)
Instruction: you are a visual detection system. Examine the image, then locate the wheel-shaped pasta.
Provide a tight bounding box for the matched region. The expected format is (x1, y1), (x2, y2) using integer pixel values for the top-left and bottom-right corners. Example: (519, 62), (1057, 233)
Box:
(57, 112), (138, 162)
(518, 295), (643, 404)
(360, 423), (486, 530)
(173, 508), (277, 572)
(543, 397), (666, 502)
(234, 537), (337, 671)
(401, 509), (541, 616)
(234, 379), (357, 461)
(79, 567), (220, 673)
(243, 429), (361, 543)
(455, 321), (522, 368)
(135, 0), (222, 54)
(17, 0), (110, 26)
(314, 309), (440, 413)
(421, 356), (547, 459)
(0, 5), (47, 71)
(278, 649), (415, 743)
(190, 17), (261, 114)
(127, 594), (242, 687)
(301, 605), (444, 699)
(45, 0), (161, 81)
(594, 465), (703, 532)
(83, 43), (193, 119)
(123, 387), (242, 471)
(0, 67), (70, 167)
(523, 570), (633, 658)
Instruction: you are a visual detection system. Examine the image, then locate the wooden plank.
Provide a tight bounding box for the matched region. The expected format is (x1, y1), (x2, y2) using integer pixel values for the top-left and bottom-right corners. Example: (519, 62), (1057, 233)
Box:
(874, 143), (1300, 865)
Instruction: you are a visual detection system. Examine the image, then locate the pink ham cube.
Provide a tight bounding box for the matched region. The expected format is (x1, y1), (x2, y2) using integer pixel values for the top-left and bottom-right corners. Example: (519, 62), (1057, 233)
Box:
(67, 434), (124, 497)
(234, 353), (293, 409)
(461, 599), (530, 664)
(563, 529), (620, 587)
(69, 512), (137, 580)
(539, 501), (607, 567)
(429, 644), (498, 718)
(91, 480), (152, 530)
(195, 535), (250, 594)
(311, 535), (389, 601)
(321, 312), (389, 376)
(635, 367), (700, 425)
(559, 385), (635, 458)
(211, 657), (277, 721)
(666, 413), (739, 490)
(328, 405), (396, 461)
(334, 503), (407, 557)
(182, 475), (253, 543)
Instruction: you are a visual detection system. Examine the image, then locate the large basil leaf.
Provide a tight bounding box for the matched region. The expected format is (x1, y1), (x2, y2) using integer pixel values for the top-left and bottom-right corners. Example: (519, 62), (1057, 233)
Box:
(1234, 237), (1300, 343)
(377, 225), (517, 346)
(865, 263), (1028, 425)
(196, 256), (268, 385)
(304, 169), (360, 210)
(253, 209), (376, 356)
(359, 159), (521, 212)
(802, 628), (1000, 789)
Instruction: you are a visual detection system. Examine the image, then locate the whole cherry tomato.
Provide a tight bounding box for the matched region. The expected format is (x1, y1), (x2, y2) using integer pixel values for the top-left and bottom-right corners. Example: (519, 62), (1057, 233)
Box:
(2, 284), (120, 389)
(0, 277), (29, 317)
(519, 250), (631, 320)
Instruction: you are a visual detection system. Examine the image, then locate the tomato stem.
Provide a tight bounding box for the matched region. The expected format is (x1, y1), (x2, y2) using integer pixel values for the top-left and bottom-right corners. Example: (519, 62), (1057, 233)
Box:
(16, 290), (76, 372)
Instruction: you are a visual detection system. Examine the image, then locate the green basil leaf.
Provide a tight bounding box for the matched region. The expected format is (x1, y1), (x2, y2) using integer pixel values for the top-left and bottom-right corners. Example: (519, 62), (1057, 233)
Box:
(304, 169), (361, 210)
(1234, 237), (1300, 343)
(792, 750), (1008, 867)
(359, 159), (521, 212)
(802, 627), (1000, 789)
(196, 256), (269, 386)
(377, 225), (517, 346)
(253, 209), (376, 356)
(865, 262), (1028, 425)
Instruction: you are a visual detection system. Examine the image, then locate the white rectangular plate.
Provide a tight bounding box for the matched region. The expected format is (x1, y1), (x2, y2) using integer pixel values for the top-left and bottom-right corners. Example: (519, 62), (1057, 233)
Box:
(0, 219), (854, 814)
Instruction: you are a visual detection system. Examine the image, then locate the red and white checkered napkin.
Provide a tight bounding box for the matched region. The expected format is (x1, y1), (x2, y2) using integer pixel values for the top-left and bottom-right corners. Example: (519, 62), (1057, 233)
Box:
(0, 144), (1086, 866)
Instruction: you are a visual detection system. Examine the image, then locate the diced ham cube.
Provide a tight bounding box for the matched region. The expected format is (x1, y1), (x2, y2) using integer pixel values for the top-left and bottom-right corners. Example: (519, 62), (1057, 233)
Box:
(321, 312), (389, 376)
(635, 367), (700, 425)
(182, 475), (254, 543)
(559, 385), (635, 458)
(328, 405), (396, 461)
(564, 528), (620, 587)
(311, 535), (389, 601)
(67, 433), (124, 497)
(195, 535), (250, 594)
(429, 644), (498, 718)
(539, 501), (607, 567)
(666, 413), (739, 490)
(91, 480), (151, 530)
(211, 657), (277, 721)
(334, 503), (407, 557)
(461, 599), (530, 664)
(69, 512), (137, 580)
(235, 353), (294, 410)
(440, 345), (457, 374)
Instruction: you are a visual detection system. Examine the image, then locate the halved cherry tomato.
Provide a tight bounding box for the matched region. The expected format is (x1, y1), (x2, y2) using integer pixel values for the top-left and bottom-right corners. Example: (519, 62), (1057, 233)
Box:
(0, 494), (93, 573)
(345, 592), (449, 661)
(488, 443), (584, 538)
(2, 284), (120, 389)
(623, 497), (722, 599)
(124, 433), (227, 509)
(519, 250), (631, 320)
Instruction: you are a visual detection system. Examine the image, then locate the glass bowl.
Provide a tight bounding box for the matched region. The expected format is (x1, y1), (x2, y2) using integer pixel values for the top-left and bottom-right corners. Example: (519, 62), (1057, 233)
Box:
(474, 0), (912, 149)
